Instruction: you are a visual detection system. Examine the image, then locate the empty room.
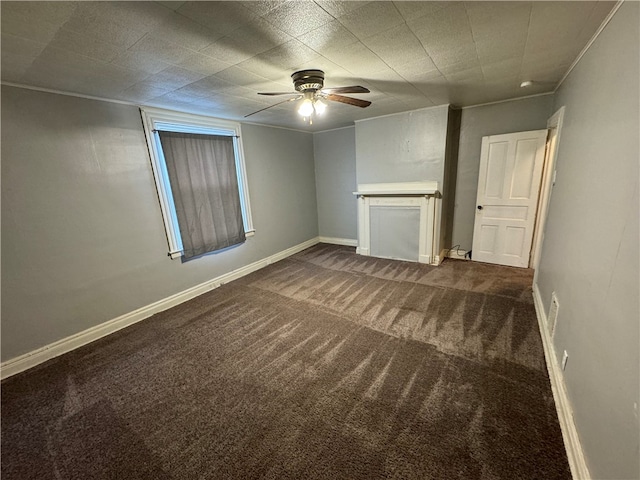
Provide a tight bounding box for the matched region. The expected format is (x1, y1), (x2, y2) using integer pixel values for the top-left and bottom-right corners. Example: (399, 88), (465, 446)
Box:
(1, 1), (638, 479)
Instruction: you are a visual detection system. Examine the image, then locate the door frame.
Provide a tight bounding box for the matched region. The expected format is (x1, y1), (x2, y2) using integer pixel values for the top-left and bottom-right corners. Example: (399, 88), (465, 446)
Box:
(531, 107), (565, 275)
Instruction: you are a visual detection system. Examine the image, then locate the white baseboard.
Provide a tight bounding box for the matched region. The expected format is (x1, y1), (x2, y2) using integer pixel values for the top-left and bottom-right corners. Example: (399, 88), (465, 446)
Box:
(532, 283), (591, 480)
(0, 237), (320, 380)
(418, 254), (432, 264)
(318, 236), (358, 247)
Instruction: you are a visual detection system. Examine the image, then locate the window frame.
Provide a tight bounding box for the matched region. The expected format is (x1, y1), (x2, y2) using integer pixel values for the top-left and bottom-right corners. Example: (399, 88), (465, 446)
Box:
(140, 107), (254, 259)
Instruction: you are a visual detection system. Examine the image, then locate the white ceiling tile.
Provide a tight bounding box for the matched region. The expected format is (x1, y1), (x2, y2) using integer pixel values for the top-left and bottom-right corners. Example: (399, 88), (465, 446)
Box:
(63, 4), (148, 49)
(412, 73), (448, 97)
(263, 1), (334, 37)
(1, 33), (47, 58)
(481, 58), (522, 81)
(293, 58), (353, 81)
(439, 59), (481, 76)
(520, 63), (570, 83)
(522, 48), (582, 70)
(361, 24), (428, 70)
(235, 56), (293, 82)
(0, 14), (60, 45)
(483, 75), (520, 91)
(298, 20), (359, 54)
(420, 79), (453, 105)
(175, 76), (232, 98)
(1, 51), (34, 82)
(407, 3), (473, 46)
(31, 45), (106, 74)
(145, 66), (207, 90)
(176, 2), (258, 37)
(94, 2), (174, 32)
(465, 1), (532, 41)
(125, 34), (195, 65)
(527, 2), (598, 49)
(429, 43), (478, 69)
(444, 66), (484, 85)
(253, 39), (321, 71)
(314, 1), (371, 19)
(200, 18), (292, 65)
(175, 53), (232, 76)
(321, 42), (388, 76)
(0, 1), (77, 27)
(393, 57), (439, 83)
(157, 2), (187, 12)
(399, 96), (437, 110)
(46, 28), (124, 63)
(393, 1), (451, 22)
(120, 81), (175, 102)
(475, 36), (526, 63)
(28, 47), (151, 91)
(67, 74), (138, 98)
(151, 13), (222, 52)
(241, 1), (289, 17)
(214, 66), (272, 89)
(19, 61), (83, 92)
(578, 2), (618, 41)
(337, 2), (404, 40)
(111, 50), (172, 75)
(151, 89), (210, 106)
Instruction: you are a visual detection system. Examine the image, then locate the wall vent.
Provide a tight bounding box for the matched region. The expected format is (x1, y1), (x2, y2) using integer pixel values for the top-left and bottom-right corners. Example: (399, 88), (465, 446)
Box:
(548, 292), (559, 336)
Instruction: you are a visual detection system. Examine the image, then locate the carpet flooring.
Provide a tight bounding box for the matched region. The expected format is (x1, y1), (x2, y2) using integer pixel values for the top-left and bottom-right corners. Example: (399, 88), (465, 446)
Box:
(1, 244), (570, 479)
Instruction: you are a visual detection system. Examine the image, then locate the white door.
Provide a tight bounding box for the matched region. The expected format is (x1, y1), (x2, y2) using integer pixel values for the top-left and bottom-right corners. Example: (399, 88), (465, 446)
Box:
(472, 130), (547, 268)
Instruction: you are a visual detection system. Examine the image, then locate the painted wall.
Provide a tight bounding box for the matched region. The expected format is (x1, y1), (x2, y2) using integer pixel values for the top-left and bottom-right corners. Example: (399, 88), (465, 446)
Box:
(313, 127), (357, 241)
(355, 105), (449, 186)
(452, 95), (554, 250)
(535, 3), (639, 479)
(1, 85), (317, 361)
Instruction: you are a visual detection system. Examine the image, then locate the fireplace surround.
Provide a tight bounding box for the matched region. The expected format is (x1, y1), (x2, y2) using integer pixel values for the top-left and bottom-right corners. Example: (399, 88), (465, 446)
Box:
(354, 181), (440, 264)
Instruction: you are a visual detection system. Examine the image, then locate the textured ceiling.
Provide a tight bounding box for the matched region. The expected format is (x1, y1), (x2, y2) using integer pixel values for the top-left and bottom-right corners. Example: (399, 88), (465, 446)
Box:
(1, 1), (616, 131)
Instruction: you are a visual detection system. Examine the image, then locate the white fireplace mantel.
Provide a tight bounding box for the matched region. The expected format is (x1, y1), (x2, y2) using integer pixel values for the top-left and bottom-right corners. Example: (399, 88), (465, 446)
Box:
(354, 181), (439, 196)
(353, 182), (440, 265)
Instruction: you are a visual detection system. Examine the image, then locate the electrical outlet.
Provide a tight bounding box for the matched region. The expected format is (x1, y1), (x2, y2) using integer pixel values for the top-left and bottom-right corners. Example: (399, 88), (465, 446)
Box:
(561, 350), (569, 371)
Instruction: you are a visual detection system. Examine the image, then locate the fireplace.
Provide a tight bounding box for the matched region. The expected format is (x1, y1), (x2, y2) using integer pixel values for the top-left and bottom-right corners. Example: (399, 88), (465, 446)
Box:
(354, 182), (440, 264)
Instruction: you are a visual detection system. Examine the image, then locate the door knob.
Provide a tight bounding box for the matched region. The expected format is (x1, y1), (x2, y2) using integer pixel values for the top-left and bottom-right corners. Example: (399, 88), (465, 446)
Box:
(477, 205), (483, 210)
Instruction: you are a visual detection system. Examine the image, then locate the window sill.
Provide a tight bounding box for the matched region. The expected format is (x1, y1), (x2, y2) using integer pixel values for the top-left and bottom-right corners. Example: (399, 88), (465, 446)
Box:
(168, 230), (255, 259)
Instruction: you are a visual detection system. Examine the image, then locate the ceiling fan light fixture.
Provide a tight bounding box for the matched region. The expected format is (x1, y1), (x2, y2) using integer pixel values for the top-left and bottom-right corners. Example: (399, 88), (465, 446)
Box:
(314, 98), (327, 115)
(298, 98), (314, 117)
(247, 69), (371, 120)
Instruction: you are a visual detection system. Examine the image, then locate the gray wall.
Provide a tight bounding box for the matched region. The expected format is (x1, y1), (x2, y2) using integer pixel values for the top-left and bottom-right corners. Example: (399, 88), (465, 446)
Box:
(452, 95), (554, 250)
(355, 105), (449, 185)
(313, 127), (357, 241)
(535, 3), (639, 479)
(1, 85), (317, 361)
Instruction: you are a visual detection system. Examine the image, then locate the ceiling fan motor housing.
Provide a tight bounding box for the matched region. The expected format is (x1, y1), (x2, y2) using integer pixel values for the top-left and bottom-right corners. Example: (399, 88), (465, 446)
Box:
(292, 69), (325, 92)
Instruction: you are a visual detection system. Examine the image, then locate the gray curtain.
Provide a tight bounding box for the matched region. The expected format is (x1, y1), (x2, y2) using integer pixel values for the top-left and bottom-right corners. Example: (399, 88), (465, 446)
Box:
(158, 131), (246, 259)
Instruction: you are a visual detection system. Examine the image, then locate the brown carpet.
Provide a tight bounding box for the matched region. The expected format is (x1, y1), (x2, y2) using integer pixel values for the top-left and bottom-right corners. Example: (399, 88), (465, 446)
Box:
(1, 244), (570, 479)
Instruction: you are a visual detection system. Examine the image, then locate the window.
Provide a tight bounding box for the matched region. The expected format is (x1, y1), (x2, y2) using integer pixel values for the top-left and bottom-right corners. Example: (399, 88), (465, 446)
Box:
(140, 107), (253, 259)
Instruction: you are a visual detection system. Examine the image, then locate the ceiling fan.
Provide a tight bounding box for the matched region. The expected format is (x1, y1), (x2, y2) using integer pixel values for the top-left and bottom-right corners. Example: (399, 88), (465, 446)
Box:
(245, 69), (371, 122)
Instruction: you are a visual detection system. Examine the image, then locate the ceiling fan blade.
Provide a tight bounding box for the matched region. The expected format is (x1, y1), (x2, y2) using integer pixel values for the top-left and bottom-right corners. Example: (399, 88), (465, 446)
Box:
(321, 86), (370, 94)
(326, 94), (372, 108)
(257, 92), (298, 96)
(244, 96), (300, 118)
